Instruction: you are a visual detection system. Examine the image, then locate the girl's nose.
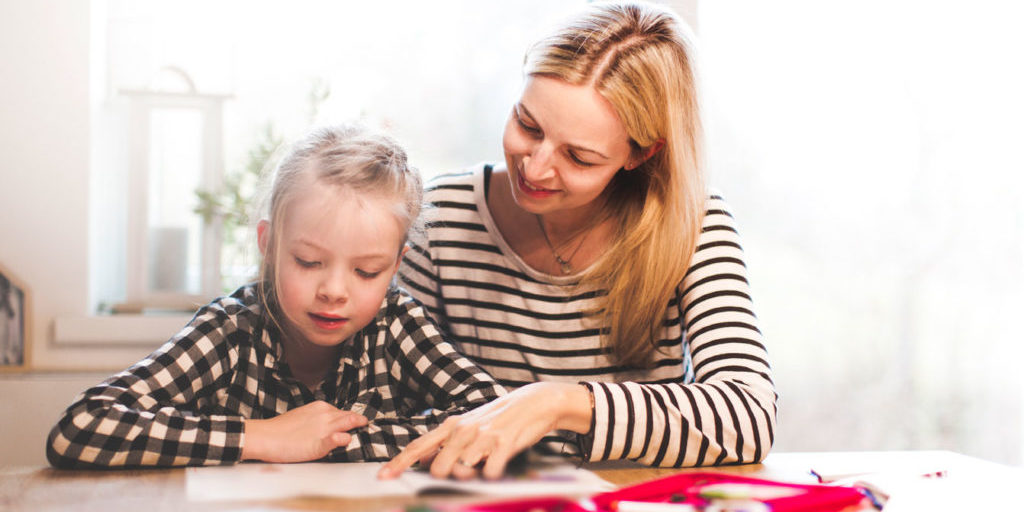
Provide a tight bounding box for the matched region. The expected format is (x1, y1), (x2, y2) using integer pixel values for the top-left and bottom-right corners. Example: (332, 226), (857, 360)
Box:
(317, 276), (348, 303)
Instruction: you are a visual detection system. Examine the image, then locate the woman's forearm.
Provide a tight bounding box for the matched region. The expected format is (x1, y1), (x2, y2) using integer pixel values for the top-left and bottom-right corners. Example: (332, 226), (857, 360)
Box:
(554, 383), (594, 434)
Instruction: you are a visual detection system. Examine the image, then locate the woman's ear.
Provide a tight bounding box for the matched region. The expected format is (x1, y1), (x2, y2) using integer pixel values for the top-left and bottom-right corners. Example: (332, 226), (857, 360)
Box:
(625, 138), (666, 170)
(256, 219), (271, 257)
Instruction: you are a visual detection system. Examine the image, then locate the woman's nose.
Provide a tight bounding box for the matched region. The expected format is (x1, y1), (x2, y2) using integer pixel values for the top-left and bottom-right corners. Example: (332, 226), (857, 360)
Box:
(521, 145), (556, 182)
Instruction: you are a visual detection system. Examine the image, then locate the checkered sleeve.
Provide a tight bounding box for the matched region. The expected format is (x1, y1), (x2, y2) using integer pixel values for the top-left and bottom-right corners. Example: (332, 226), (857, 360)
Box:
(334, 291), (507, 461)
(45, 299), (250, 468)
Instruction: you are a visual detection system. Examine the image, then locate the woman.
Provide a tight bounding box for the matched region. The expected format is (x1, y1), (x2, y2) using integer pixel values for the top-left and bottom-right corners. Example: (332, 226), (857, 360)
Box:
(380, 1), (776, 480)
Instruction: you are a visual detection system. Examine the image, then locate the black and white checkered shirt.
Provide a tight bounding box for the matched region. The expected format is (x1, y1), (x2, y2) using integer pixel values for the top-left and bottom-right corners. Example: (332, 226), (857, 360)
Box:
(46, 283), (506, 468)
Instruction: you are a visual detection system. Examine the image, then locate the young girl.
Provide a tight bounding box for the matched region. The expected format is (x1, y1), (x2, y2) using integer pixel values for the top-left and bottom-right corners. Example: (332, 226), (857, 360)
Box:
(46, 124), (506, 468)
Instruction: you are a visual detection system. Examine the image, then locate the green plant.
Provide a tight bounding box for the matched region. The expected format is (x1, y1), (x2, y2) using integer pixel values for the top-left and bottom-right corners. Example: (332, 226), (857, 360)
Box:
(194, 80), (331, 291)
(194, 122), (284, 292)
(194, 122), (283, 234)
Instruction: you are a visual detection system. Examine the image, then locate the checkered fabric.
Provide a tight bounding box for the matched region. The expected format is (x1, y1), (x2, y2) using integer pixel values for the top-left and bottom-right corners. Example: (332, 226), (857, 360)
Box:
(46, 284), (506, 468)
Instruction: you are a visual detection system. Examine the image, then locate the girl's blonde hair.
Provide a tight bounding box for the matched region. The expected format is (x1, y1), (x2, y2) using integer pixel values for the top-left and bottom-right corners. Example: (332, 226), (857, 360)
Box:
(525, 2), (706, 367)
(256, 124), (422, 324)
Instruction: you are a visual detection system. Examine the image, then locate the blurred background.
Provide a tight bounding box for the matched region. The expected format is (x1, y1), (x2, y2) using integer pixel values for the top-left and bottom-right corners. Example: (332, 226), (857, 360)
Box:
(1, 0), (1021, 467)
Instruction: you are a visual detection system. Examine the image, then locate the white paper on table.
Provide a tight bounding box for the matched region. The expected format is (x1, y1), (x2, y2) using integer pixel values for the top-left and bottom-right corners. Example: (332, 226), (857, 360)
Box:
(400, 462), (615, 497)
(186, 461), (614, 502)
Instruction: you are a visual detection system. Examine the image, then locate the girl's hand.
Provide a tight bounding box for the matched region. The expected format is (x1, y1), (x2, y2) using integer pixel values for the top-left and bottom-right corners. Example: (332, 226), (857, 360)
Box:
(378, 382), (592, 481)
(242, 400), (368, 463)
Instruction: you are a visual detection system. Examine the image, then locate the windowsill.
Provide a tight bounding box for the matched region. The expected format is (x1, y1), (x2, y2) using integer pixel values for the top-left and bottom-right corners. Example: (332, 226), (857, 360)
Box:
(53, 314), (193, 347)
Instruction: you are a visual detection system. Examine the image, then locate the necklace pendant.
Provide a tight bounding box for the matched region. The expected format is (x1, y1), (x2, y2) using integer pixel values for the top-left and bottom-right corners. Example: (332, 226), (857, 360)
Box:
(556, 257), (572, 275)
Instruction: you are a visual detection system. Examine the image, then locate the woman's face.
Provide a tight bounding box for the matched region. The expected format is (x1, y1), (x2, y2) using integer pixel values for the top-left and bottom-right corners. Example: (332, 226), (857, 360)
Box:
(502, 75), (643, 218)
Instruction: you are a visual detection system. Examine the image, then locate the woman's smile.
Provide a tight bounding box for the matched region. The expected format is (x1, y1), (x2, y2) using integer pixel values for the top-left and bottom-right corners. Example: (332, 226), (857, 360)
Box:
(516, 171), (559, 199)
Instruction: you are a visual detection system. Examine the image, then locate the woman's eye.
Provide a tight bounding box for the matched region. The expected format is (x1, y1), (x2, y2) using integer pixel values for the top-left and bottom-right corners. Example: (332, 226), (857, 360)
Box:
(515, 110), (542, 136)
(519, 119), (541, 136)
(568, 151), (595, 167)
(295, 257), (319, 268)
(356, 269), (382, 279)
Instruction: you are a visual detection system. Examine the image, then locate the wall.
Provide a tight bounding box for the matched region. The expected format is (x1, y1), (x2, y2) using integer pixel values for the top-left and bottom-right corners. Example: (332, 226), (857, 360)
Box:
(0, 0), (155, 465)
(0, 0), (153, 371)
(697, 0), (1024, 465)
(0, 0), (91, 368)
(0, 373), (108, 466)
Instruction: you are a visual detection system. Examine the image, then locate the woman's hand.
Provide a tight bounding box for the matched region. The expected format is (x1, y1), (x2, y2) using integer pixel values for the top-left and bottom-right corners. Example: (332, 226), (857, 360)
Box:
(242, 400), (368, 463)
(378, 382), (593, 480)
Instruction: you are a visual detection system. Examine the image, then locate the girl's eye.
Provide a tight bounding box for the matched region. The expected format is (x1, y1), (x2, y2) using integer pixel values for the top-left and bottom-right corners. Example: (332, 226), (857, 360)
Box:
(356, 269), (382, 279)
(295, 257), (319, 268)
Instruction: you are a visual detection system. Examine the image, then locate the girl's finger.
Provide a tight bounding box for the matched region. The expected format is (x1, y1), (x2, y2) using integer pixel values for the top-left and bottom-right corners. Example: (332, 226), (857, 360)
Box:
(330, 411), (368, 431)
(330, 431), (352, 448)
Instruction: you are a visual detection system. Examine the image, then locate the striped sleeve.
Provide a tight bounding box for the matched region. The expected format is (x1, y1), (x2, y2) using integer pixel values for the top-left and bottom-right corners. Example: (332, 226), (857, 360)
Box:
(581, 195), (777, 466)
(45, 301), (248, 468)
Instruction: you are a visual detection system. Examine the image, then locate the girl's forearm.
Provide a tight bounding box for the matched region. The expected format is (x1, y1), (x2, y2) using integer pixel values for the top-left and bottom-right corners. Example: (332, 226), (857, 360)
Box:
(241, 418), (268, 461)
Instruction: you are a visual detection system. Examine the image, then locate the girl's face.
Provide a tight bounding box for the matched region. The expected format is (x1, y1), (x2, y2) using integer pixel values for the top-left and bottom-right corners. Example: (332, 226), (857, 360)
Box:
(502, 75), (645, 218)
(259, 178), (405, 348)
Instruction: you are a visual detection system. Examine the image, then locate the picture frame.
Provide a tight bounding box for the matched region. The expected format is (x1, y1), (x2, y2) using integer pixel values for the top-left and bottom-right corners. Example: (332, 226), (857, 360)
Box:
(0, 262), (30, 370)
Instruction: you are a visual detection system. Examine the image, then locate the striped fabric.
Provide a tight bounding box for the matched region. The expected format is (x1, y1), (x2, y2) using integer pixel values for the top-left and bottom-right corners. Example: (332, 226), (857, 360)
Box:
(45, 283), (505, 468)
(399, 164), (777, 467)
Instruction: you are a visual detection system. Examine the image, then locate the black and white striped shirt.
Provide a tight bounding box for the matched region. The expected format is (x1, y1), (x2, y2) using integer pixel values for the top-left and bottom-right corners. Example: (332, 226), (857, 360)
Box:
(46, 283), (505, 468)
(399, 165), (777, 467)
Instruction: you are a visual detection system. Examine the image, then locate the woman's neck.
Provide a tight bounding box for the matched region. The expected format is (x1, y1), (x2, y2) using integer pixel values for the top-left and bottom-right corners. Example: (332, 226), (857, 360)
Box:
(488, 165), (614, 275)
(535, 204), (607, 243)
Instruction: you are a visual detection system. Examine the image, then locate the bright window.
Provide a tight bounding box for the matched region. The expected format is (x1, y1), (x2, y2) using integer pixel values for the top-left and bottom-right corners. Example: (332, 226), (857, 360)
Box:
(90, 0), (592, 311)
(698, 0), (1024, 465)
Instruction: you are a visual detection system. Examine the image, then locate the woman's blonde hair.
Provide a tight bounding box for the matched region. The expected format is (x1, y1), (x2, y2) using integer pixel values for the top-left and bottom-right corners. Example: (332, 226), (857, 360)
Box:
(525, 1), (706, 367)
(255, 124), (422, 326)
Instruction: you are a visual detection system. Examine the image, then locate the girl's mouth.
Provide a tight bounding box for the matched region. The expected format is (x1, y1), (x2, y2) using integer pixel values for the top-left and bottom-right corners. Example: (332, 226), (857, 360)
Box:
(308, 312), (348, 330)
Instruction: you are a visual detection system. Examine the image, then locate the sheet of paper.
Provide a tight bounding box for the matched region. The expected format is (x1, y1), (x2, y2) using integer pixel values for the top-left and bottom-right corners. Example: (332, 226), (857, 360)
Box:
(186, 461), (614, 502)
(186, 462), (411, 501)
(400, 462), (616, 496)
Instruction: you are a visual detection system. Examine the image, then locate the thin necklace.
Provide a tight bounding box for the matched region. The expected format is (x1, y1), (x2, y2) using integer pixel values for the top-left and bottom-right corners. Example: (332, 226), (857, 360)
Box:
(535, 214), (592, 275)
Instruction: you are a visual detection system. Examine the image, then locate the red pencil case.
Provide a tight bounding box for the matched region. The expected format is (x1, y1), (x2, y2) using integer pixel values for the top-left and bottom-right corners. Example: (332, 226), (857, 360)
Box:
(461, 472), (867, 512)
